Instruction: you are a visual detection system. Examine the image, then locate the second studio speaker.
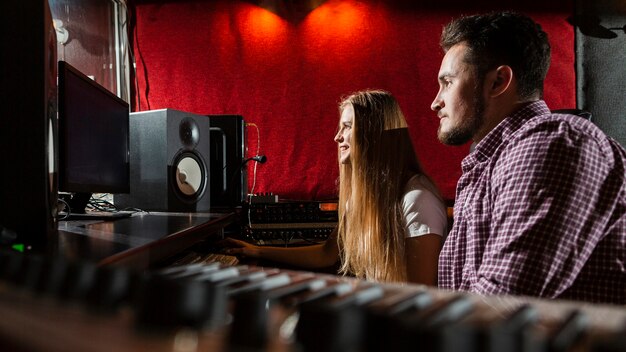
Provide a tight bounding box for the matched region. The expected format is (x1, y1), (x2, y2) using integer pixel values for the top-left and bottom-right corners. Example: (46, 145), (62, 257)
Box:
(114, 109), (211, 212)
(208, 115), (246, 208)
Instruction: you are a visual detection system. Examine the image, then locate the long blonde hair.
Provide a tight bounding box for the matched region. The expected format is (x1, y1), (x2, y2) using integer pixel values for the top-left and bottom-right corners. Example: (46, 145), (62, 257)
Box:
(336, 90), (427, 282)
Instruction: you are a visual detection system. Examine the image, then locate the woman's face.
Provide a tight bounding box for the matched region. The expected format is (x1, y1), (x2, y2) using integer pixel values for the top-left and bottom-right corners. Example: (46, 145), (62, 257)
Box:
(334, 104), (354, 164)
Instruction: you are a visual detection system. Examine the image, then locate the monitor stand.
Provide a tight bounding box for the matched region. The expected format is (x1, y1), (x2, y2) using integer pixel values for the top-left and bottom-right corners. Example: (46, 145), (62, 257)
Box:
(65, 192), (91, 214)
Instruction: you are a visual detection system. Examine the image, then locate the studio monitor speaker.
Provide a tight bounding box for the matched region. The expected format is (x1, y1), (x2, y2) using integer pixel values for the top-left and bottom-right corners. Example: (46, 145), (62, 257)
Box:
(208, 115), (246, 208)
(114, 109), (211, 212)
(0, 0), (58, 249)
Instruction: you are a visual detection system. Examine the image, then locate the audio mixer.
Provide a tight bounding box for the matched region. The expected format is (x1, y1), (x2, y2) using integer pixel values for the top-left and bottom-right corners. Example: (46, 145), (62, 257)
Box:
(244, 200), (339, 246)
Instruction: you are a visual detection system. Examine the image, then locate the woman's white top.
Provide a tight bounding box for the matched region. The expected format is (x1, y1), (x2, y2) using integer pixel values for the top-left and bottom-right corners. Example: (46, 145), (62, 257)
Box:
(402, 174), (448, 238)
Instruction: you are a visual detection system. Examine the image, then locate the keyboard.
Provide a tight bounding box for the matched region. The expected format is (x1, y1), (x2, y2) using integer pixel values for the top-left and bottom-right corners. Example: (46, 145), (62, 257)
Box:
(0, 249), (624, 352)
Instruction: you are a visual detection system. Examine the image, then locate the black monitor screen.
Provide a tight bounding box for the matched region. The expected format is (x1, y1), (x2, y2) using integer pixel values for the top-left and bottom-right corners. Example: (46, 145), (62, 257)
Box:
(58, 61), (130, 195)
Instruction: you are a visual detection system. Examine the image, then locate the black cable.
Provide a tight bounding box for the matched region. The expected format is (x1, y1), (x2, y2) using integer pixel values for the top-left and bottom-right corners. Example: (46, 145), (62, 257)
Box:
(57, 198), (70, 220)
(227, 155), (267, 193)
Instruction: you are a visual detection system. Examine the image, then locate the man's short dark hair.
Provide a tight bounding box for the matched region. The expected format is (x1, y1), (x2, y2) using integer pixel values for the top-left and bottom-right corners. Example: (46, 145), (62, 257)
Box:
(440, 11), (551, 101)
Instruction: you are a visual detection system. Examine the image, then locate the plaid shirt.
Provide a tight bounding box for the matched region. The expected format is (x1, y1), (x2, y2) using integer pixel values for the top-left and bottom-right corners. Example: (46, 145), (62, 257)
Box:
(438, 101), (626, 304)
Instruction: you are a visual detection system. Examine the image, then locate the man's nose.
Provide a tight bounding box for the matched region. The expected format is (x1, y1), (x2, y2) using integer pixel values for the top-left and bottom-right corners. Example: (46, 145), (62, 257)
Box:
(431, 97), (444, 112)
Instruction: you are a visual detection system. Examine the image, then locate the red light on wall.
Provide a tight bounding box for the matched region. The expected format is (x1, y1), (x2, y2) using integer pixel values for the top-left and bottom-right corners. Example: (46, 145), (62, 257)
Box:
(240, 5), (287, 39)
(235, 3), (291, 61)
(307, 1), (363, 34)
(252, 0), (326, 23)
(299, 0), (374, 66)
(304, 1), (369, 40)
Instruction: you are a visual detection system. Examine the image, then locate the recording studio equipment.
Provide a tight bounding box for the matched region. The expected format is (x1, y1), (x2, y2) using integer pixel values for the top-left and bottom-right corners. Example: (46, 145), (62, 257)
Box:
(208, 115), (246, 208)
(249, 193), (279, 203)
(114, 109), (211, 212)
(245, 200), (339, 245)
(0, 0), (58, 248)
(0, 248), (625, 352)
(57, 61), (130, 217)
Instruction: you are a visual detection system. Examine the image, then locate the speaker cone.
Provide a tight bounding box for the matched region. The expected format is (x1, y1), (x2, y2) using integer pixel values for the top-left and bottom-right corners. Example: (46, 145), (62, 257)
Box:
(173, 152), (206, 200)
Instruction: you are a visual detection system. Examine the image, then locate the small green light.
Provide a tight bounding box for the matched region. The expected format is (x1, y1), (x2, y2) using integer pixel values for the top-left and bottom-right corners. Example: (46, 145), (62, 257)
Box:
(11, 244), (24, 253)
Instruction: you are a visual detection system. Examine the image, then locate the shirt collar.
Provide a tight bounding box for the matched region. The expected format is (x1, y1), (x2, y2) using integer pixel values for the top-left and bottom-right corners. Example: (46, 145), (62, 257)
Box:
(461, 100), (550, 171)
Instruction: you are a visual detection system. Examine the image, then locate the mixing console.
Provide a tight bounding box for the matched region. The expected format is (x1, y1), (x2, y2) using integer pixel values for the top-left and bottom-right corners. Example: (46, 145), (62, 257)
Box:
(244, 200), (338, 246)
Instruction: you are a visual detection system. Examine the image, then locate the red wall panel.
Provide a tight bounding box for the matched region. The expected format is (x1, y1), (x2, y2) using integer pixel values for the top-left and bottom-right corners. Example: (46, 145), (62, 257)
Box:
(131, 0), (575, 202)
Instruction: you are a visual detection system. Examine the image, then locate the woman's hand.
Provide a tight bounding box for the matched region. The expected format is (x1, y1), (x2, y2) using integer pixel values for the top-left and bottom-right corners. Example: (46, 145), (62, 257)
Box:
(216, 234), (338, 269)
(218, 237), (261, 258)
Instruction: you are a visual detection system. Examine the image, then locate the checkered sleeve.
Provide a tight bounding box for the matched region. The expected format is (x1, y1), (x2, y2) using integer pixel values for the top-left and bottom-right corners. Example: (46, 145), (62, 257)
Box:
(473, 121), (610, 297)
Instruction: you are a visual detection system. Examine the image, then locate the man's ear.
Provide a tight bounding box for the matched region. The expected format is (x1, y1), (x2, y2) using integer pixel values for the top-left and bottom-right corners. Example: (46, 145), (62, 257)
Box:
(488, 65), (513, 98)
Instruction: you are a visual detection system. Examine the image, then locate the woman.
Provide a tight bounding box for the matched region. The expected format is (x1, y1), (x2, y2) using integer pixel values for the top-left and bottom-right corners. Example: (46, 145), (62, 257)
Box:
(224, 90), (447, 284)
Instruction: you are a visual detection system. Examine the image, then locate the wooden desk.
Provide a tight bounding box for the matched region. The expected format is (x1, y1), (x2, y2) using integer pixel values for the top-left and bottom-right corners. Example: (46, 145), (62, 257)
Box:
(56, 211), (235, 270)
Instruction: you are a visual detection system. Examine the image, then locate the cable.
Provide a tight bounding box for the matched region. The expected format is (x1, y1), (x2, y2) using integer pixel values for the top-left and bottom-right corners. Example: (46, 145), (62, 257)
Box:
(130, 0), (150, 110)
(245, 122), (261, 233)
(89, 194), (118, 212)
(57, 198), (70, 220)
(121, 0), (143, 111)
(116, 0), (133, 105)
(246, 122), (261, 196)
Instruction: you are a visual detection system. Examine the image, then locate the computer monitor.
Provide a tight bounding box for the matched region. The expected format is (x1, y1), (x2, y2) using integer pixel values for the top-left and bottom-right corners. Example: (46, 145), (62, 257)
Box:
(57, 61), (130, 215)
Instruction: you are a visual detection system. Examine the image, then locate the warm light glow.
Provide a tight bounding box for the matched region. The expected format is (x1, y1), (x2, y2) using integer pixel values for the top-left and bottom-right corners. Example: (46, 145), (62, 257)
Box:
(299, 1), (375, 68)
(304, 1), (367, 39)
(231, 4), (291, 63)
(239, 5), (289, 43)
(319, 202), (338, 212)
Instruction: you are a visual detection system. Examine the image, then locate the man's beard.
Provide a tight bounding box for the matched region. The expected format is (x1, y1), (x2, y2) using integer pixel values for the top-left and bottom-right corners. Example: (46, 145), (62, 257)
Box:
(438, 88), (485, 146)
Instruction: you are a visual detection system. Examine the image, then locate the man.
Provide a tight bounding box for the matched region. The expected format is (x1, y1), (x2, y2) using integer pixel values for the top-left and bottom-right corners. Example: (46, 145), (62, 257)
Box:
(432, 11), (626, 304)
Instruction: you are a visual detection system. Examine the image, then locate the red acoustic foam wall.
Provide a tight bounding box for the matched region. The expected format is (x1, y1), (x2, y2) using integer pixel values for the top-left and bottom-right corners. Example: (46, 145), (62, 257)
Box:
(130, 0), (575, 202)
